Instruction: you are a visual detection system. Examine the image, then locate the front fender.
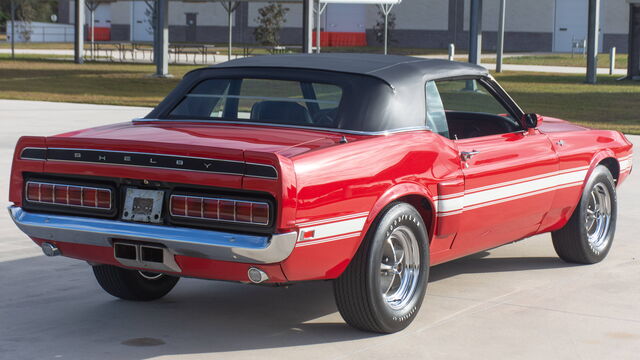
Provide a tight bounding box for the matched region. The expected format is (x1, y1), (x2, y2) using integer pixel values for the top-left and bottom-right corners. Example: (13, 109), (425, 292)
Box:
(584, 149), (616, 188)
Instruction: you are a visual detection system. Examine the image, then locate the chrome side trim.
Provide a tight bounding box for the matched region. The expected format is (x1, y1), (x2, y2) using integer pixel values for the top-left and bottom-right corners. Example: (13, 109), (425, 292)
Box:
(8, 206), (297, 264)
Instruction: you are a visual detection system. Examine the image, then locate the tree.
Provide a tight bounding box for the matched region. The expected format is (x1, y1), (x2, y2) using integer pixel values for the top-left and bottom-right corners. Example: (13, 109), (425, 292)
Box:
(373, 9), (396, 45)
(253, 2), (289, 49)
(0, 0), (10, 30)
(14, 0), (57, 23)
(0, 0), (57, 41)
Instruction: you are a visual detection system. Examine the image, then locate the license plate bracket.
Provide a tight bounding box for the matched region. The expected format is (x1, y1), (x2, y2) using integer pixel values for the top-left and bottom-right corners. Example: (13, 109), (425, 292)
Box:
(122, 188), (165, 223)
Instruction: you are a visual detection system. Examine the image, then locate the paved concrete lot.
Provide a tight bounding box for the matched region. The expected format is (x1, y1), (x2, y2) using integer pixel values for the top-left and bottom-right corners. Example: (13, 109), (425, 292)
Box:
(1, 100), (638, 360)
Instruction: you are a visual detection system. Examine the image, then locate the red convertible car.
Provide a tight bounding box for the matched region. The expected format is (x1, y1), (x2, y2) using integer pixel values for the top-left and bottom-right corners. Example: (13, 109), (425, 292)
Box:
(9, 54), (633, 333)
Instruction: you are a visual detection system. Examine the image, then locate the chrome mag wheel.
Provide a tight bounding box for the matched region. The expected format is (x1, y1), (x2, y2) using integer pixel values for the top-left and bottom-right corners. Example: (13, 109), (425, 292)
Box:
(585, 183), (612, 254)
(334, 202), (429, 333)
(380, 225), (421, 310)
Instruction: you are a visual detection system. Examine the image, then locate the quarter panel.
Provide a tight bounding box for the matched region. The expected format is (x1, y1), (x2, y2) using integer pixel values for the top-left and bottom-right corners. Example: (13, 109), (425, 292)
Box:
(9, 136), (47, 205)
(280, 131), (460, 280)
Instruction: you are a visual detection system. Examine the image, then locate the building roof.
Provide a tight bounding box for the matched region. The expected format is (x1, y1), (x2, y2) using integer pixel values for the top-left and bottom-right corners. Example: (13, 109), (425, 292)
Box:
(209, 53), (489, 87)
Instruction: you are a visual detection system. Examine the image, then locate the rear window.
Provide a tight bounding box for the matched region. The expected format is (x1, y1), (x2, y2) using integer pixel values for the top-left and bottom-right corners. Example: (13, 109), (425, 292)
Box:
(170, 78), (343, 128)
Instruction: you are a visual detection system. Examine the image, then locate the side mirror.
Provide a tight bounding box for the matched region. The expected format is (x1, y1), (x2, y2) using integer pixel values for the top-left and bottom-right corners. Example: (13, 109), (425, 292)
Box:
(522, 113), (542, 129)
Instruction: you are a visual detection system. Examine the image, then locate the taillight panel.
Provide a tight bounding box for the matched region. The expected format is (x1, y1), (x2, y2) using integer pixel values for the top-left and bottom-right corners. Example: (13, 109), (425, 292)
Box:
(170, 194), (271, 226)
(21, 174), (276, 233)
(25, 181), (112, 209)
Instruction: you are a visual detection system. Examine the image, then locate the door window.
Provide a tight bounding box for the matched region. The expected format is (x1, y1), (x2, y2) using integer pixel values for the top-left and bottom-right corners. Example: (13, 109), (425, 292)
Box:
(427, 79), (521, 140)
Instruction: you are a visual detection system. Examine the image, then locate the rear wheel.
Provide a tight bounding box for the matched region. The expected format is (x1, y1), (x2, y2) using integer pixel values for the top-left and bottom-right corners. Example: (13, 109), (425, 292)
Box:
(334, 202), (429, 333)
(92, 265), (179, 301)
(552, 165), (617, 264)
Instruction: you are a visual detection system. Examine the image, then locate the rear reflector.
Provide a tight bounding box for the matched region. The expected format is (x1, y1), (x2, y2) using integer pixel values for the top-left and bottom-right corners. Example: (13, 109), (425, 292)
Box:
(25, 181), (112, 209)
(170, 194), (270, 225)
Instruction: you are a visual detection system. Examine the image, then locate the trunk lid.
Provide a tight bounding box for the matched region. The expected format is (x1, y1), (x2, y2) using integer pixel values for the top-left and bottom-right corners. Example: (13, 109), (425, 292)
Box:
(54, 121), (348, 158)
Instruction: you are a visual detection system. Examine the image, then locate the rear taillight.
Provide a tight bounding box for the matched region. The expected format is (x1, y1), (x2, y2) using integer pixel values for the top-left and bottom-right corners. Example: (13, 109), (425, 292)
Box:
(25, 181), (112, 209)
(170, 195), (270, 225)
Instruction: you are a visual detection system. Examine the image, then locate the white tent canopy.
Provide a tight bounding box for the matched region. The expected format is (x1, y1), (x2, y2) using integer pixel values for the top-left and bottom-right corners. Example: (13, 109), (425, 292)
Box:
(313, 0), (401, 55)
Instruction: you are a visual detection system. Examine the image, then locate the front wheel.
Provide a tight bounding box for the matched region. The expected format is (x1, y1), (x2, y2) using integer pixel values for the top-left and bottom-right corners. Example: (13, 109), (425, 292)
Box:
(92, 265), (179, 301)
(552, 165), (617, 264)
(333, 202), (429, 333)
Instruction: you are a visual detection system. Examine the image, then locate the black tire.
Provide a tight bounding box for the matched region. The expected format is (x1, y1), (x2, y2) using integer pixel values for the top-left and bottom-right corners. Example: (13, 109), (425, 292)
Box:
(333, 202), (430, 333)
(92, 265), (179, 301)
(552, 165), (617, 264)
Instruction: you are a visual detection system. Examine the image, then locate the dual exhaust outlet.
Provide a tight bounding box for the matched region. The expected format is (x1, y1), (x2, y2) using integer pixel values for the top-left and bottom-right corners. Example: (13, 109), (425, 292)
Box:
(113, 242), (182, 273)
(115, 243), (269, 283)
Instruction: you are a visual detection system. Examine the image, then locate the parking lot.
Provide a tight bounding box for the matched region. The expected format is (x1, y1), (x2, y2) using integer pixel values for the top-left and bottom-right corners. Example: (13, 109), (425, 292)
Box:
(1, 99), (638, 360)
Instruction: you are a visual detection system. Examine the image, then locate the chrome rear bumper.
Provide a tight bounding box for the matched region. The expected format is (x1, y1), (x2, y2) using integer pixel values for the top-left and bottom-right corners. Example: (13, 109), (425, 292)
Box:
(8, 206), (297, 264)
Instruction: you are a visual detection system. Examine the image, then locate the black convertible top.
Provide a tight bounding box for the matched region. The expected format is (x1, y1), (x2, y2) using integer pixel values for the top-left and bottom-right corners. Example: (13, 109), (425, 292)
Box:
(209, 53), (488, 89)
(149, 54), (494, 133)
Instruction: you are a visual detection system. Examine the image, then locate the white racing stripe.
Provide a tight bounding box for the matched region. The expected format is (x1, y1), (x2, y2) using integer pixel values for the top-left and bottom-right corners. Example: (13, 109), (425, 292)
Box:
(296, 212), (369, 227)
(296, 232), (362, 247)
(294, 163), (623, 246)
(436, 167), (588, 216)
(619, 155), (633, 173)
(464, 169), (587, 207)
(296, 214), (368, 245)
(465, 166), (588, 195)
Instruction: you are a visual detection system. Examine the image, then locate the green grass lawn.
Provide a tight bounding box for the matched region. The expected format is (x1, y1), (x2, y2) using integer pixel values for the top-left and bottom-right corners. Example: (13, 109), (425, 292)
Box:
(0, 41), (451, 57)
(0, 55), (189, 106)
(492, 72), (640, 134)
(501, 53), (628, 69)
(1, 56), (638, 134)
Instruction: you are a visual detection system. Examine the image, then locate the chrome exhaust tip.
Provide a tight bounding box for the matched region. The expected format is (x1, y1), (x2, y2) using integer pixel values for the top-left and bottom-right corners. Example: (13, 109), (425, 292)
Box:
(247, 267), (269, 284)
(112, 241), (182, 273)
(41, 242), (61, 257)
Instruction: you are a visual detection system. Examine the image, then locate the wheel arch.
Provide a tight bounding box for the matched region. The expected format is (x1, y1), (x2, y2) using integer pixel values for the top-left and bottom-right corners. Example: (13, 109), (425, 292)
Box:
(362, 183), (436, 247)
(585, 150), (619, 189)
(553, 151), (619, 233)
(598, 157), (620, 185)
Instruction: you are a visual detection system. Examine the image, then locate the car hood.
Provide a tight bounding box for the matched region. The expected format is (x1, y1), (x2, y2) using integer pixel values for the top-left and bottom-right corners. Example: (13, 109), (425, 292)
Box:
(537, 116), (590, 133)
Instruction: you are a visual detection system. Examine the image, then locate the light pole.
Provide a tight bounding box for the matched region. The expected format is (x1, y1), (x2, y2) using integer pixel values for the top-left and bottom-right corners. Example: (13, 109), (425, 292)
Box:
(468, 0), (482, 66)
(496, 0), (506, 72)
(86, 1), (100, 60)
(586, 0), (601, 84)
(10, 0), (16, 60)
(74, 0), (85, 64)
(303, 0), (313, 53)
(378, 3), (394, 55)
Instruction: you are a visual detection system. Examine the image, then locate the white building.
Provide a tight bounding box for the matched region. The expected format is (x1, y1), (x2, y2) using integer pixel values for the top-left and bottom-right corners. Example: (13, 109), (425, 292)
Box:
(55, 0), (632, 52)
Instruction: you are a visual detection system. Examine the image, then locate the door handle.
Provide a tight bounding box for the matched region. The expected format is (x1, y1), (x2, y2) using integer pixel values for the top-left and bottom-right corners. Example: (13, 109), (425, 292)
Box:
(460, 150), (480, 162)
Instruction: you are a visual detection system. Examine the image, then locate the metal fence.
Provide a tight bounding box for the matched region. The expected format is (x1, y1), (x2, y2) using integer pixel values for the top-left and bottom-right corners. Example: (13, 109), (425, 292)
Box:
(6, 22), (74, 43)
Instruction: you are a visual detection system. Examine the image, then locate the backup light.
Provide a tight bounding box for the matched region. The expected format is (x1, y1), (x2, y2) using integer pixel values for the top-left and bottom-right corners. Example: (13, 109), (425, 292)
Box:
(26, 181), (112, 209)
(170, 195), (269, 225)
